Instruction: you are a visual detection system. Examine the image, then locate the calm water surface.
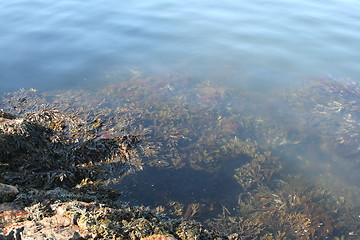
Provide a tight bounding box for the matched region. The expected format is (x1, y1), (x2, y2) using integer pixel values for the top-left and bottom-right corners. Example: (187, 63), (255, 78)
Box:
(1, 0), (360, 92)
(1, 1), (360, 236)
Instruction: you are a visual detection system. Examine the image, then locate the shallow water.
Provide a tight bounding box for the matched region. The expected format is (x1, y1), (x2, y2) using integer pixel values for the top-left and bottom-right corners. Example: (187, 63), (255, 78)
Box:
(1, 0), (360, 92)
(1, 0), (360, 238)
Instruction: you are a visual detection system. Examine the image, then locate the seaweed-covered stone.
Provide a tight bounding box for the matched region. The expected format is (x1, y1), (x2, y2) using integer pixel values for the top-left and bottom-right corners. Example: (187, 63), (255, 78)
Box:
(0, 184), (19, 203)
(0, 108), (140, 189)
(1, 200), (228, 240)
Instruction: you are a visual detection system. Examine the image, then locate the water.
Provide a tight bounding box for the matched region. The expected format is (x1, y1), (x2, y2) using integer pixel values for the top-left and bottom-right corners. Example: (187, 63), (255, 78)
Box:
(1, 0), (360, 92)
(1, 0), (360, 237)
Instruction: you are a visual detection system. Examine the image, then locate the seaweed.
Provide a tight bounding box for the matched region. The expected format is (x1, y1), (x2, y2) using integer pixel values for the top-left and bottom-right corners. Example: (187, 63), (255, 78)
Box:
(1, 73), (359, 239)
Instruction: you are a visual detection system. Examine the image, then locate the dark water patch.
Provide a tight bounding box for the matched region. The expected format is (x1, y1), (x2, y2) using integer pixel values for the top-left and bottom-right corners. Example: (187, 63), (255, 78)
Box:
(114, 167), (241, 219)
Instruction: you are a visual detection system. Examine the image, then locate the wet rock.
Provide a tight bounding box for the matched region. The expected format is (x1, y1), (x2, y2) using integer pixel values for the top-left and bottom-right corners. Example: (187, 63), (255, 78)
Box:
(0, 202), (28, 239)
(0, 200), (227, 240)
(0, 226), (24, 240)
(0, 184), (19, 203)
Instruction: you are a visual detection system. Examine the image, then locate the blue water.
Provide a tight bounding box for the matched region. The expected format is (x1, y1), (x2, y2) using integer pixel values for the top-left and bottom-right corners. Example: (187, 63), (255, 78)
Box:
(1, 0), (360, 92)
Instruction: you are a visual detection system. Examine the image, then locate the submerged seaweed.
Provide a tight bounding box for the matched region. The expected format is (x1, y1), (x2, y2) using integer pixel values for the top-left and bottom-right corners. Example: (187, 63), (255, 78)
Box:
(0, 73), (359, 239)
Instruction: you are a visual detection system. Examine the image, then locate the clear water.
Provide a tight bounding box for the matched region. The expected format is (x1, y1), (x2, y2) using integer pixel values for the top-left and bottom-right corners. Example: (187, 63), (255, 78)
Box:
(1, 0), (360, 236)
(1, 0), (360, 92)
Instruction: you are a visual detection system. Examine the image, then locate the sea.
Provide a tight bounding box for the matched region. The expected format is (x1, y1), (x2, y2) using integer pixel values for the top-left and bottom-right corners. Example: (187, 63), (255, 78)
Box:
(1, 0), (360, 93)
(1, 0), (360, 238)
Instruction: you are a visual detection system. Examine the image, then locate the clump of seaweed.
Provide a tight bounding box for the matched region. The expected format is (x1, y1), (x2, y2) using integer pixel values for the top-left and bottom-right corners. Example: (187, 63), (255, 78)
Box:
(283, 77), (360, 158)
(0, 112), (139, 190)
(233, 151), (282, 191)
(0, 88), (140, 192)
(217, 173), (359, 239)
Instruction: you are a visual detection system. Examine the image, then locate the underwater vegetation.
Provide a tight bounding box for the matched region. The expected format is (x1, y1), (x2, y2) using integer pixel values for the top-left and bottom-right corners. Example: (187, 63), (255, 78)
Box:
(0, 72), (359, 239)
(283, 77), (360, 161)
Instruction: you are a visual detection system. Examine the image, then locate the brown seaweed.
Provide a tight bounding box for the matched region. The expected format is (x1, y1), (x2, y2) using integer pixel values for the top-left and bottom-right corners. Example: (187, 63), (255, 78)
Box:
(1, 73), (359, 239)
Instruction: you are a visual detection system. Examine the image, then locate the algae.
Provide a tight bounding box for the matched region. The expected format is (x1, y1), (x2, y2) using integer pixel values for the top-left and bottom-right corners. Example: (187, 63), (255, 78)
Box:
(0, 73), (359, 239)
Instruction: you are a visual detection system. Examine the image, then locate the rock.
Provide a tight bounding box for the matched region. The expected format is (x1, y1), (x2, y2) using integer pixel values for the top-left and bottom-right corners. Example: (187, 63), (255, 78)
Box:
(141, 234), (177, 240)
(0, 184), (19, 203)
(1, 226), (24, 240)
